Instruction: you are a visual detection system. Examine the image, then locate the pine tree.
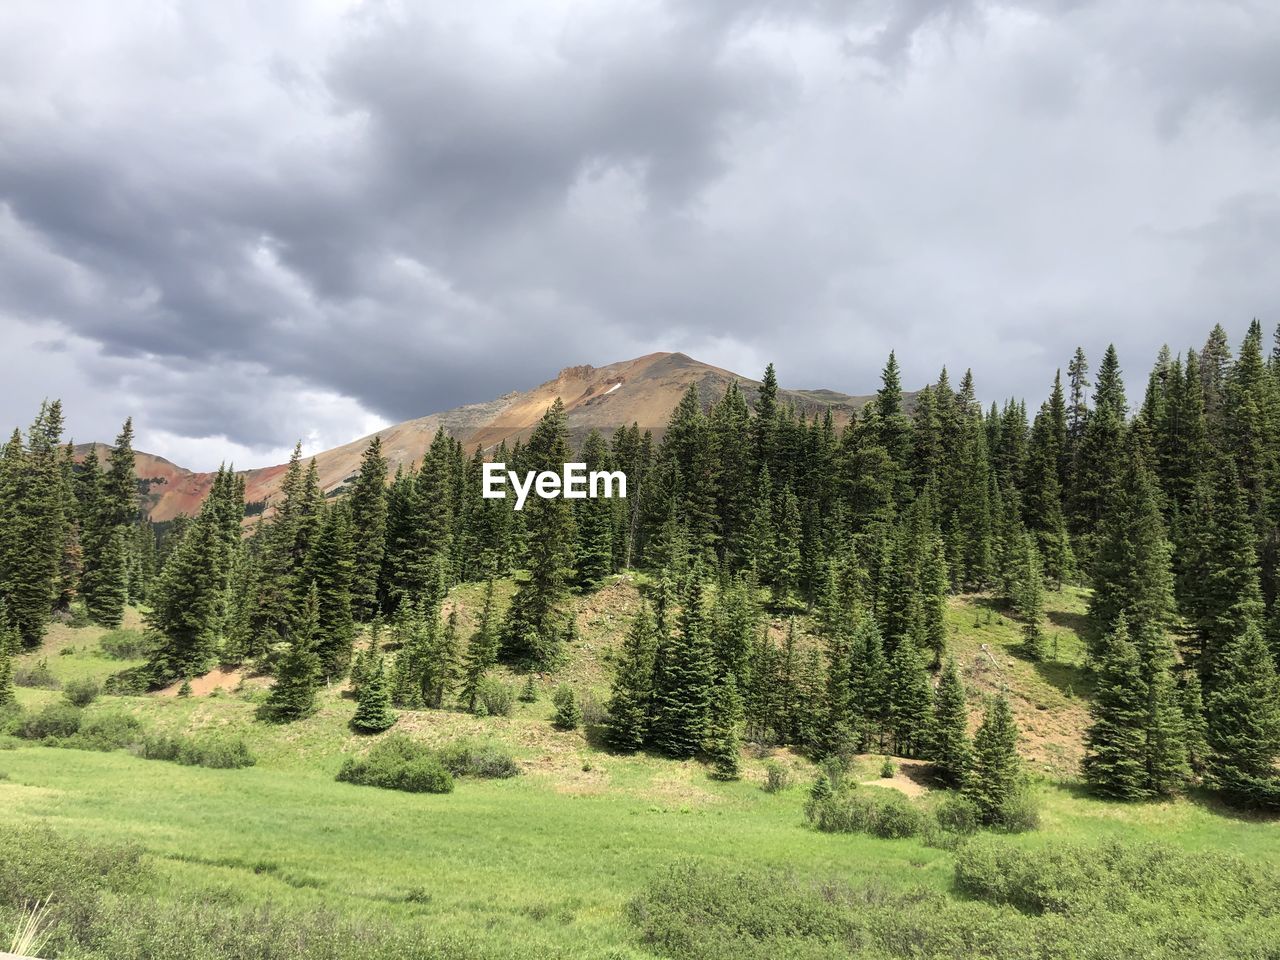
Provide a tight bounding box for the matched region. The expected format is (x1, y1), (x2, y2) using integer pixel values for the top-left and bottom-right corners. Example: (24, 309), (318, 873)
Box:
(424, 608), (461, 708)
(1134, 621), (1190, 797)
(348, 437), (388, 620)
(574, 429), (615, 588)
(769, 487), (802, 606)
(1088, 437), (1175, 654)
(848, 615), (890, 752)
(350, 654), (397, 733)
(1205, 624), (1280, 809)
(82, 419), (137, 626)
(0, 601), (17, 707)
(502, 400), (577, 666)
(606, 604), (657, 751)
(1177, 462), (1264, 675)
(551, 684), (582, 731)
(1082, 617), (1152, 799)
(887, 639), (934, 759)
(705, 675), (743, 780)
(932, 658), (970, 786)
(650, 576), (714, 758)
(258, 584), (322, 723)
(964, 694), (1023, 824)
(1178, 670), (1210, 777)
(1015, 533), (1047, 661)
(305, 505), (357, 682)
(461, 579), (499, 712)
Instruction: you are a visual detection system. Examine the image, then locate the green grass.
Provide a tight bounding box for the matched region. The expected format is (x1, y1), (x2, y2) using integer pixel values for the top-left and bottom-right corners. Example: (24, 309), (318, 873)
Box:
(4, 587), (1279, 958)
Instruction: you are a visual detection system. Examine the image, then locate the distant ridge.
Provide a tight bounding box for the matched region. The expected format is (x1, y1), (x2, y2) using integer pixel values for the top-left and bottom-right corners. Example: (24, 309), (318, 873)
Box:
(81, 352), (885, 521)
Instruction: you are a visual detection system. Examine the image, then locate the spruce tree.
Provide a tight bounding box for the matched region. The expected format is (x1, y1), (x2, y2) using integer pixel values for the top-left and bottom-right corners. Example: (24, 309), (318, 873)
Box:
(650, 576), (714, 758)
(350, 654), (397, 733)
(348, 437), (388, 620)
(1134, 621), (1190, 797)
(305, 505), (356, 682)
(0, 602), (17, 707)
(258, 584), (322, 723)
(552, 684), (582, 731)
(1178, 670), (1210, 777)
(461, 579), (499, 712)
(964, 694), (1023, 824)
(887, 639), (933, 759)
(424, 608), (461, 709)
(574, 429), (615, 588)
(1205, 624), (1280, 809)
(1082, 617), (1151, 799)
(1088, 437), (1175, 654)
(1015, 533), (1047, 661)
(1177, 462), (1264, 675)
(502, 400), (577, 666)
(705, 675), (743, 780)
(606, 604), (657, 751)
(848, 615), (890, 752)
(932, 658), (970, 786)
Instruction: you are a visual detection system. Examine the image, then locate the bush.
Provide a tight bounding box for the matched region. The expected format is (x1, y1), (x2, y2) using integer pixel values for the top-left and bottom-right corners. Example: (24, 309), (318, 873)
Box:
(762, 760), (790, 793)
(0, 702), (24, 737)
(99, 628), (152, 660)
(139, 733), (257, 769)
(932, 794), (981, 835)
(14, 658), (59, 689)
(989, 788), (1041, 833)
(475, 677), (514, 717)
(336, 734), (453, 794)
(64, 711), (143, 752)
(879, 756), (895, 778)
(435, 739), (520, 779)
(19, 702), (83, 741)
(64, 677), (102, 707)
(806, 786), (928, 839)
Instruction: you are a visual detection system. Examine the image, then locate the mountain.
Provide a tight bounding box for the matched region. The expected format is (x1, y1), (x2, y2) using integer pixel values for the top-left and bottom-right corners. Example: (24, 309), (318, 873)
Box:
(87, 352), (883, 521)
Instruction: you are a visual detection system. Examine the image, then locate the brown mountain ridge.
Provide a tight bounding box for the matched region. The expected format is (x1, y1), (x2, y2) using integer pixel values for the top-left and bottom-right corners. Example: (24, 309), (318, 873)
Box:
(82, 352), (883, 522)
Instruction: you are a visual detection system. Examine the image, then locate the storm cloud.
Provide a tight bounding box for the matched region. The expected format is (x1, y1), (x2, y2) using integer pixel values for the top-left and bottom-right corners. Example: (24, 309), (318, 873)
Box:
(1, 0), (1278, 469)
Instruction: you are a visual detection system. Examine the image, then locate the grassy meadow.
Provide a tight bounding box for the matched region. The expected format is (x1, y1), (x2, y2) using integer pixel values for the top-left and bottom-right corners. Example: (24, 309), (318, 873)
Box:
(3, 582), (1278, 958)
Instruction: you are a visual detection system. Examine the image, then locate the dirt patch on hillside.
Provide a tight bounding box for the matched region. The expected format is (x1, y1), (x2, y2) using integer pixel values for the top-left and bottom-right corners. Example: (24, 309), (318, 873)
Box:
(859, 757), (933, 797)
(157, 667), (248, 697)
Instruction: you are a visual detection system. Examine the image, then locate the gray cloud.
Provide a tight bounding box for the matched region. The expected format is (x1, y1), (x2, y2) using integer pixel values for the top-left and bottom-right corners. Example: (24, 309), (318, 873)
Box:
(0, 0), (1278, 469)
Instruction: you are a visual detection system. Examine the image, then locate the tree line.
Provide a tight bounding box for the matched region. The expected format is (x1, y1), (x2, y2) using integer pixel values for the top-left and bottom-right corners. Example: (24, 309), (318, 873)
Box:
(2, 321), (1279, 807)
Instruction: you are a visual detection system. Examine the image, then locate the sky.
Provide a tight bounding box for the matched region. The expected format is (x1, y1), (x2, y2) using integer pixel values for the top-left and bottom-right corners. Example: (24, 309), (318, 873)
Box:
(1, 0), (1278, 471)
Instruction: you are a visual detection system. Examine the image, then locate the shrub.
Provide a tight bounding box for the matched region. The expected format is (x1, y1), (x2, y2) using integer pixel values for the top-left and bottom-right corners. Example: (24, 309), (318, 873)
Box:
(762, 760), (790, 793)
(807, 787), (928, 839)
(989, 788), (1041, 833)
(63, 678), (102, 707)
(932, 794), (981, 835)
(139, 733), (257, 769)
(19, 703), (83, 741)
(64, 711), (143, 752)
(99, 628), (151, 660)
(435, 739), (520, 779)
(0, 702), (24, 737)
(475, 677), (514, 717)
(14, 659), (59, 690)
(879, 756), (895, 778)
(336, 734), (453, 794)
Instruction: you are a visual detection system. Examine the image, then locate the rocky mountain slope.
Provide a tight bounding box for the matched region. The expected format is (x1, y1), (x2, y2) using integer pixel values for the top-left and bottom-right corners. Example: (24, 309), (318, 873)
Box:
(86, 352), (880, 520)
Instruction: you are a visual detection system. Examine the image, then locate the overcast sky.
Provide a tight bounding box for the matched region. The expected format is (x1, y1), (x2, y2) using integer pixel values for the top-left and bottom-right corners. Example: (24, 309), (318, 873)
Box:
(2, 0), (1278, 470)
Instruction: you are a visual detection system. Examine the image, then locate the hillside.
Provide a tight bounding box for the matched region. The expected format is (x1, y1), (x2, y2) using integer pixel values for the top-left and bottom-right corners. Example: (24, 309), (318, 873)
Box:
(4, 584), (1277, 959)
(81, 352), (881, 521)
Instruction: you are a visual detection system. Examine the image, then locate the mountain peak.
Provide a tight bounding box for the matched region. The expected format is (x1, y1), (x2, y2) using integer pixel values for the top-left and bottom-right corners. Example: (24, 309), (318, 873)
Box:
(113, 353), (881, 521)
